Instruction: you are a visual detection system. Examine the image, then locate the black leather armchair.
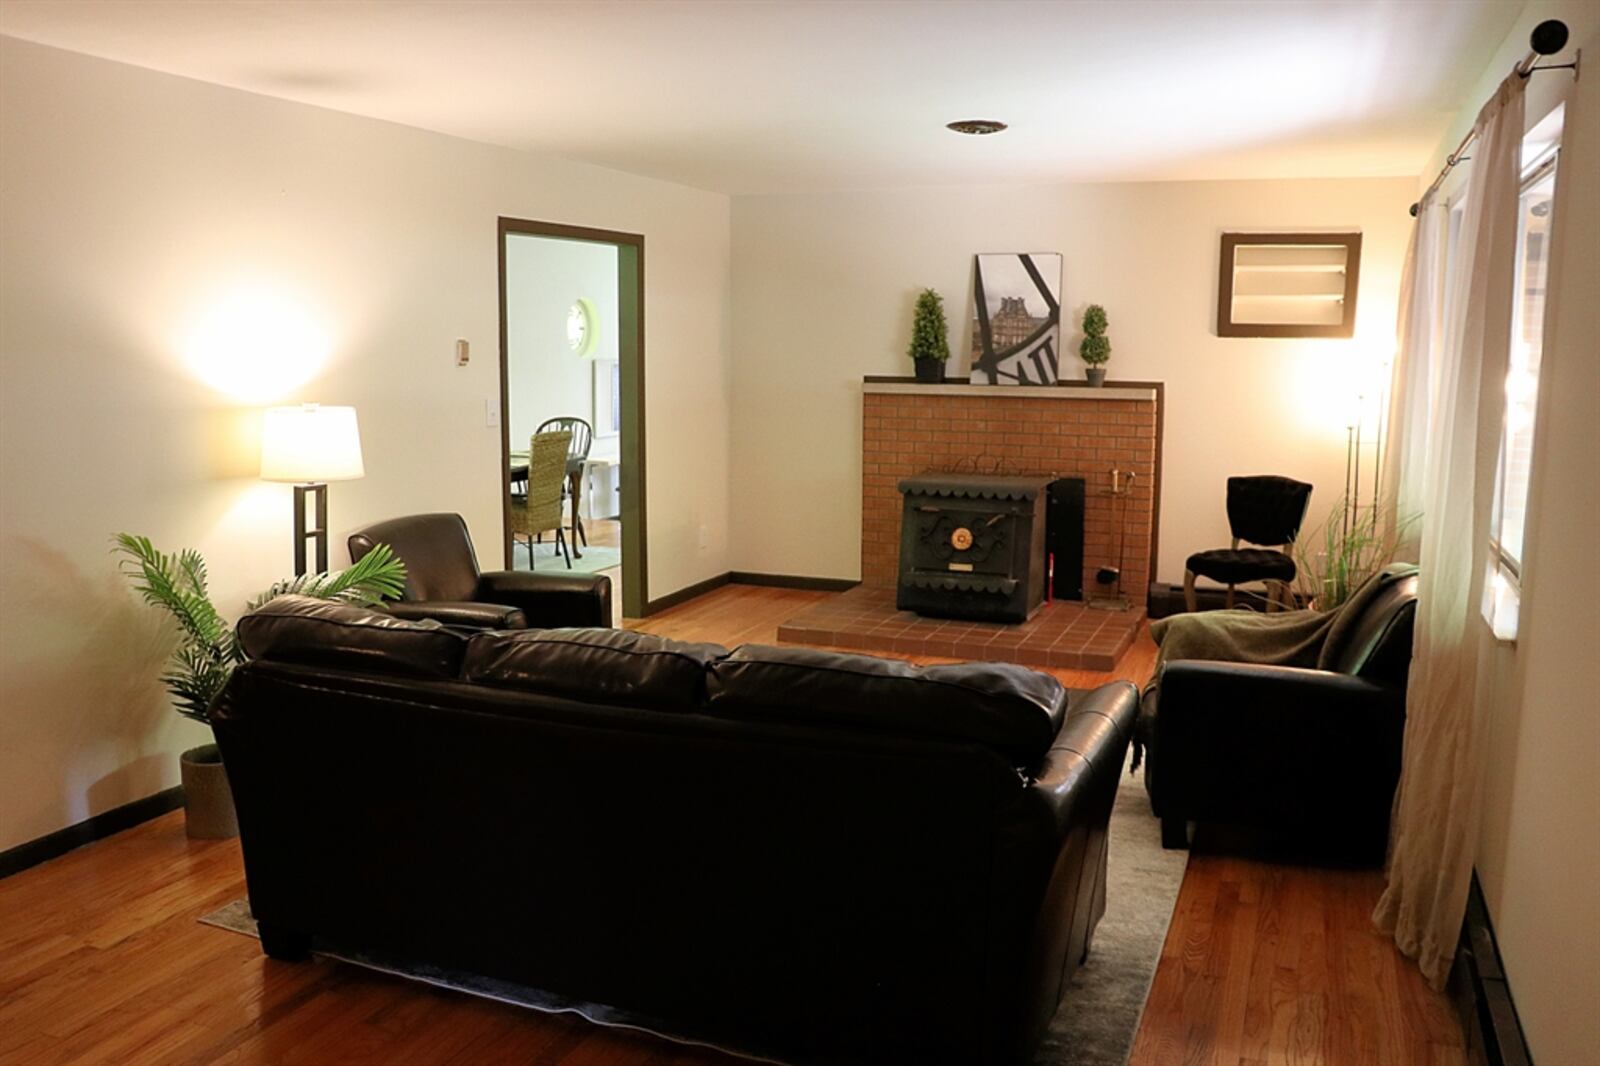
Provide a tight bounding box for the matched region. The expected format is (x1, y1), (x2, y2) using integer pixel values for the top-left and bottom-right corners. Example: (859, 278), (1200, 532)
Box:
(1145, 571), (1417, 858)
(348, 513), (610, 629)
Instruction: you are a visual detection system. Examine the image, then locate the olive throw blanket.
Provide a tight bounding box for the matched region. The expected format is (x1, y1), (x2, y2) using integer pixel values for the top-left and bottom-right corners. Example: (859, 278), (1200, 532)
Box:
(1134, 563), (1419, 769)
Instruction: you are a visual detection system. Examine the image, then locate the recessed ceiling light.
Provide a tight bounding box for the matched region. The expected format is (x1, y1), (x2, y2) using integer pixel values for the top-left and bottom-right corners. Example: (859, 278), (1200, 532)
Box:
(946, 119), (1008, 136)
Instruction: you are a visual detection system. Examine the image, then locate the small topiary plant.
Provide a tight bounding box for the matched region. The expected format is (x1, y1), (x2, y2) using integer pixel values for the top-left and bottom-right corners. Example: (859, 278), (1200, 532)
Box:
(1080, 304), (1111, 366)
(907, 288), (951, 363)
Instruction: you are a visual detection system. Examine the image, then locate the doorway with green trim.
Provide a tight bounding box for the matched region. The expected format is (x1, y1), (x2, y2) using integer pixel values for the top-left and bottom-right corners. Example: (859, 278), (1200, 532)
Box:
(498, 218), (646, 620)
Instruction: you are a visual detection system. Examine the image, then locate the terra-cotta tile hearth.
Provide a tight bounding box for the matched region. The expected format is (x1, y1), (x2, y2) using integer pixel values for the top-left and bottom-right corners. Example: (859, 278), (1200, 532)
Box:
(777, 585), (1144, 672)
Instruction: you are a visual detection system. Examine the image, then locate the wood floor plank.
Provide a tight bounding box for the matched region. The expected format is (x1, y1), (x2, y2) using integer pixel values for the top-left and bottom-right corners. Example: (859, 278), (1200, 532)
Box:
(1, 583), (1462, 1065)
(1130, 855), (1464, 1066)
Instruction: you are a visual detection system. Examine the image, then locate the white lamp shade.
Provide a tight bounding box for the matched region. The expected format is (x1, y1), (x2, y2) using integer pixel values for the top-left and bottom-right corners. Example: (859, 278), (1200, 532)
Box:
(260, 404), (365, 482)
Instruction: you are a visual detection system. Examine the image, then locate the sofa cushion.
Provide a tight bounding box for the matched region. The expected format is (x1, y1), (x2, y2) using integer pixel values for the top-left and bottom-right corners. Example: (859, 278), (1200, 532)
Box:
(236, 595), (470, 679)
(706, 644), (1067, 768)
(385, 600), (527, 630)
(463, 628), (728, 711)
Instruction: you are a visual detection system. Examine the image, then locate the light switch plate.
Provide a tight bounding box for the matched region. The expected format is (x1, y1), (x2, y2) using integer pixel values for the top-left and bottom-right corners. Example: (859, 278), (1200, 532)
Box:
(485, 398), (499, 428)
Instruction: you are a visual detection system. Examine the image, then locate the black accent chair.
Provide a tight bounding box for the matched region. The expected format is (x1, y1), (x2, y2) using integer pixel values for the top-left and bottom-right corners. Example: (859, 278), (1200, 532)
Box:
(1184, 475), (1313, 612)
(1144, 571), (1417, 860)
(347, 512), (610, 630)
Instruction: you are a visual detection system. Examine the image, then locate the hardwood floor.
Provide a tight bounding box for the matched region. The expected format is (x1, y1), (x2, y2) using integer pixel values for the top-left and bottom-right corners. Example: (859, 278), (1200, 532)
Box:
(581, 517), (625, 626)
(1128, 856), (1464, 1066)
(0, 812), (737, 1065)
(0, 584), (1462, 1065)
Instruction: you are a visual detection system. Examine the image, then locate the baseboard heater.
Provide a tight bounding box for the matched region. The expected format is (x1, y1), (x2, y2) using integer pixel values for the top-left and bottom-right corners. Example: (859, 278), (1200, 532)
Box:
(1449, 873), (1532, 1066)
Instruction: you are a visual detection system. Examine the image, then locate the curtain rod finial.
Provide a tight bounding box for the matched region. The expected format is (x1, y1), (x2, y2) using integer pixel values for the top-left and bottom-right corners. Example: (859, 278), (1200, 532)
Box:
(1531, 19), (1568, 56)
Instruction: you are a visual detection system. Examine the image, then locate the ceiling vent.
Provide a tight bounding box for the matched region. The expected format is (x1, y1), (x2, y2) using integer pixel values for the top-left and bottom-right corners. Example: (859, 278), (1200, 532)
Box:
(946, 120), (1008, 136)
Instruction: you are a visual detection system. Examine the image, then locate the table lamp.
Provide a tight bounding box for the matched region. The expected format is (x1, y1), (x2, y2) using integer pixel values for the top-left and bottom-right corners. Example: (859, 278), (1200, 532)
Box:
(260, 404), (365, 574)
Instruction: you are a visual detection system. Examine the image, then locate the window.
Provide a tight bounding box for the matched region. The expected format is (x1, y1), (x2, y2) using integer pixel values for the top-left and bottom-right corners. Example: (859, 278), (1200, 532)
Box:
(1483, 144), (1559, 641)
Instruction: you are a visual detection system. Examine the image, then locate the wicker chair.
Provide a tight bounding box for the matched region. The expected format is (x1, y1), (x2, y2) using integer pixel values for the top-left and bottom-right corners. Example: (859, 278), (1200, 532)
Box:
(535, 416), (593, 548)
(510, 430), (572, 568)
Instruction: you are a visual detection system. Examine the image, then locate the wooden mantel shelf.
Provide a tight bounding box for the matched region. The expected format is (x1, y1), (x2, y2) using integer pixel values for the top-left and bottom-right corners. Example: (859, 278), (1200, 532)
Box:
(862, 377), (1157, 402)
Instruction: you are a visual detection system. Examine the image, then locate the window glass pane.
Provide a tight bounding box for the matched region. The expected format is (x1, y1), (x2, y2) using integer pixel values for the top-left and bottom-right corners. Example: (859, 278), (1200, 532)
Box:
(1498, 168), (1555, 566)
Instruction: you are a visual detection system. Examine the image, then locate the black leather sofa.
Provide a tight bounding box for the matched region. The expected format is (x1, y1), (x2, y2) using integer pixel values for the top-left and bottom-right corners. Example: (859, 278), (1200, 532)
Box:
(213, 596), (1140, 1065)
(1143, 571), (1418, 858)
(348, 512), (610, 629)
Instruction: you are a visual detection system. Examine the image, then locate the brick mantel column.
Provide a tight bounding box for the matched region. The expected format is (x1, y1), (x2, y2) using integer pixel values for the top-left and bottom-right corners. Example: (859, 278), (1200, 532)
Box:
(861, 380), (1162, 602)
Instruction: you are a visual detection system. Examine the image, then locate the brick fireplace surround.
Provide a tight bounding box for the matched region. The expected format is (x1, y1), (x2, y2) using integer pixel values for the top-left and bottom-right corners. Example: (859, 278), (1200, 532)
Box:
(859, 379), (1161, 601)
(774, 378), (1161, 672)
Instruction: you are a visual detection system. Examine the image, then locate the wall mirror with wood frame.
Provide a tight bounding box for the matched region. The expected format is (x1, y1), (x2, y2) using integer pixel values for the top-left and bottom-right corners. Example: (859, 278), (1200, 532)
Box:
(1217, 231), (1361, 338)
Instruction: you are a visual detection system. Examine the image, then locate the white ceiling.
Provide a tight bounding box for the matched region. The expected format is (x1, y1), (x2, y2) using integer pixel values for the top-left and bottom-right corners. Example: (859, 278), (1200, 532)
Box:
(0, 0), (1522, 195)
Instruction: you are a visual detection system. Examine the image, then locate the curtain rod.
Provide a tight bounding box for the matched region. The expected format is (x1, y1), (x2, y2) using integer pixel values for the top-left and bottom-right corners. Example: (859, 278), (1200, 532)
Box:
(1409, 19), (1580, 216)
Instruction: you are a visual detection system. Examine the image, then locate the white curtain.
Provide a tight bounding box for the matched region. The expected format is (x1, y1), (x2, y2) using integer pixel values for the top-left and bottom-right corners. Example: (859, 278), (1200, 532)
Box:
(1374, 71), (1525, 988)
(1379, 200), (1442, 560)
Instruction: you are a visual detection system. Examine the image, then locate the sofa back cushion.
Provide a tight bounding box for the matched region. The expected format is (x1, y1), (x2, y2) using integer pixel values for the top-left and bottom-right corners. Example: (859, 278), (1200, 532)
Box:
(236, 595), (470, 679)
(463, 628), (728, 711)
(348, 512), (480, 602)
(706, 645), (1066, 768)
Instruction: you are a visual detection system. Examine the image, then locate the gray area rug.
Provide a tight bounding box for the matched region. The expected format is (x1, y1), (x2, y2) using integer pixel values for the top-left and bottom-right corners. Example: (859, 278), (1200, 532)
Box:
(201, 762), (1184, 1065)
(511, 540), (620, 576)
(1035, 761), (1188, 1064)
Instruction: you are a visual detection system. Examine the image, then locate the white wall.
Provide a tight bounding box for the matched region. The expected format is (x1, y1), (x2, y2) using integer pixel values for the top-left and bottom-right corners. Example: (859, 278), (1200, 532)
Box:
(1452, 11), (1600, 1064)
(0, 36), (732, 853)
(505, 235), (618, 448)
(730, 177), (1413, 583)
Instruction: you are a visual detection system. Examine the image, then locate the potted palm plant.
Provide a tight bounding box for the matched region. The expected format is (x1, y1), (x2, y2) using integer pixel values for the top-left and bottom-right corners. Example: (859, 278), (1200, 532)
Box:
(1080, 304), (1111, 386)
(907, 288), (951, 383)
(114, 534), (406, 838)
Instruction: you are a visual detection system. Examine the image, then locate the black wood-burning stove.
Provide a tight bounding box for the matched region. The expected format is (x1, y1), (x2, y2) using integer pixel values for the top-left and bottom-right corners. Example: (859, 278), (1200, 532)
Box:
(896, 474), (1052, 623)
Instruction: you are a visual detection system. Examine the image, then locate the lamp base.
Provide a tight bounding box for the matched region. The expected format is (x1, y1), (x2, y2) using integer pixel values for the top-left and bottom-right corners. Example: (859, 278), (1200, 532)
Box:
(293, 483), (329, 576)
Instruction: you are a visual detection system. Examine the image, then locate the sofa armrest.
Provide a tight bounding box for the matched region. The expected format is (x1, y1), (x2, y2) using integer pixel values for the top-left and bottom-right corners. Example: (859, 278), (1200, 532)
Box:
(987, 680), (1138, 1063)
(1030, 681), (1138, 831)
(475, 570), (612, 629)
(1153, 660), (1405, 829)
(1158, 660), (1404, 734)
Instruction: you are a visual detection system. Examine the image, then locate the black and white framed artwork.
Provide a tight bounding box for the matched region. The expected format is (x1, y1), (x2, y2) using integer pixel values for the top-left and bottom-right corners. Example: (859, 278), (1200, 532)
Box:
(968, 253), (1063, 385)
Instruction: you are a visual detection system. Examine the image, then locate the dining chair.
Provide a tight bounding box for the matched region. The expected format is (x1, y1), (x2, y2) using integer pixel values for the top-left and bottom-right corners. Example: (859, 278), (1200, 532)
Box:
(510, 430), (573, 569)
(535, 416), (594, 549)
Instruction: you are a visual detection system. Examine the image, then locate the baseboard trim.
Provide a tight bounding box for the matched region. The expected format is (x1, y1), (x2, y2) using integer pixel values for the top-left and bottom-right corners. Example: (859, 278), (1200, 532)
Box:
(641, 571), (859, 615)
(0, 785), (185, 881)
(728, 572), (859, 592)
(1448, 872), (1532, 1066)
(640, 572), (732, 615)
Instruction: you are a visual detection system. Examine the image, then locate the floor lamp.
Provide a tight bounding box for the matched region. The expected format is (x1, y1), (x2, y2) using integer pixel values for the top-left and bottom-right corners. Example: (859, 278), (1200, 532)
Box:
(1344, 352), (1393, 538)
(260, 404), (365, 575)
